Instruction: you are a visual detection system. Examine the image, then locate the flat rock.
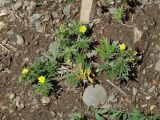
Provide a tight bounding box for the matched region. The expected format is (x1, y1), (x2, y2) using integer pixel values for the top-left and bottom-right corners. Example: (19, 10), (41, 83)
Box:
(82, 84), (107, 107)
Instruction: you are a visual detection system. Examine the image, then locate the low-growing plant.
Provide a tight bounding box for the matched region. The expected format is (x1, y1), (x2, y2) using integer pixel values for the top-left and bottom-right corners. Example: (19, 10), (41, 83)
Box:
(111, 8), (124, 21)
(68, 112), (85, 120)
(19, 53), (59, 96)
(96, 37), (138, 81)
(95, 108), (160, 120)
(19, 21), (94, 96)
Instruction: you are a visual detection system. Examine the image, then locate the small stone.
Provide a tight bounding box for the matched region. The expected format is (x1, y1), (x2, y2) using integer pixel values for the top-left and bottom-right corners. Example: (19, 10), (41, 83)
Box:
(58, 0), (63, 3)
(132, 87), (138, 96)
(2, 39), (8, 45)
(0, 0), (12, 7)
(15, 52), (20, 57)
(35, 22), (45, 33)
(86, 50), (97, 58)
(29, 14), (43, 23)
(142, 25), (149, 31)
(41, 97), (50, 105)
(2, 116), (6, 120)
(14, 96), (25, 110)
(142, 69), (146, 75)
(24, 57), (29, 63)
(144, 82), (149, 88)
(9, 93), (15, 100)
(156, 45), (160, 51)
(50, 110), (56, 118)
(57, 112), (63, 118)
(13, 0), (23, 11)
(0, 22), (6, 31)
(133, 27), (143, 43)
(0, 8), (8, 17)
(82, 84), (107, 107)
(52, 12), (59, 19)
(31, 98), (39, 109)
(107, 94), (116, 102)
(63, 5), (71, 16)
(16, 34), (24, 45)
(155, 59), (160, 72)
(148, 86), (156, 93)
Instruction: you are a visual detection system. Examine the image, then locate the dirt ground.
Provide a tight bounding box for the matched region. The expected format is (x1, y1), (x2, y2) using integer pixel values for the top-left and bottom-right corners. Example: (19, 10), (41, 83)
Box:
(0, 0), (160, 120)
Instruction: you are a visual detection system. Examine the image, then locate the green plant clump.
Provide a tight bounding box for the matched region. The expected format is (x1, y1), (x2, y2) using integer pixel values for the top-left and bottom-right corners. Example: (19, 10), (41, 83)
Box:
(95, 108), (160, 120)
(96, 37), (137, 81)
(19, 21), (93, 95)
(111, 8), (124, 21)
(68, 112), (85, 120)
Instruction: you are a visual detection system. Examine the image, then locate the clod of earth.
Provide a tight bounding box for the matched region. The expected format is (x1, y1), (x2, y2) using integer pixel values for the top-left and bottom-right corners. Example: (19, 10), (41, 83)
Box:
(82, 84), (107, 107)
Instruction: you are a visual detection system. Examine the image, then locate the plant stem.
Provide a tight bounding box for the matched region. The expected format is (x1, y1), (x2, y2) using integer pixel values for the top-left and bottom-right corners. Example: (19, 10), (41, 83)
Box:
(106, 79), (128, 97)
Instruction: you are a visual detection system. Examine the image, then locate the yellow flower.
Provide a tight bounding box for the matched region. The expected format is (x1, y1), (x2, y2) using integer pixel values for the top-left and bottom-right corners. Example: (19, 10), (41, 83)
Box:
(38, 76), (46, 84)
(79, 25), (87, 33)
(119, 43), (126, 51)
(22, 68), (29, 75)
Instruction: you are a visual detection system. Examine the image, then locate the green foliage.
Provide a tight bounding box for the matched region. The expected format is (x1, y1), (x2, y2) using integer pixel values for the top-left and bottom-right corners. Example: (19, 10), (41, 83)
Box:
(66, 73), (80, 87)
(20, 21), (92, 95)
(96, 38), (116, 61)
(55, 21), (91, 65)
(112, 60), (130, 80)
(112, 8), (124, 21)
(96, 37), (137, 81)
(19, 52), (58, 96)
(95, 108), (160, 120)
(35, 79), (53, 96)
(68, 112), (85, 120)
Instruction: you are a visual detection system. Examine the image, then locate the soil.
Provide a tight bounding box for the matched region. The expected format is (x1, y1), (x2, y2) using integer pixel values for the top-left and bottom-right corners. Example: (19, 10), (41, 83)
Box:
(0, 0), (160, 120)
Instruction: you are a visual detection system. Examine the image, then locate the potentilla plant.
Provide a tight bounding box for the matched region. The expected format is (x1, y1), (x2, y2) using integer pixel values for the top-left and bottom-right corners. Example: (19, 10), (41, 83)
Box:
(111, 7), (125, 21)
(96, 37), (138, 81)
(19, 54), (58, 96)
(19, 21), (94, 96)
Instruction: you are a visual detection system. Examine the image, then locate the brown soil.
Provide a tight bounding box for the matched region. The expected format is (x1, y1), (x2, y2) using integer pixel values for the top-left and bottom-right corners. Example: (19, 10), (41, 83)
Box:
(0, 0), (160, 120)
